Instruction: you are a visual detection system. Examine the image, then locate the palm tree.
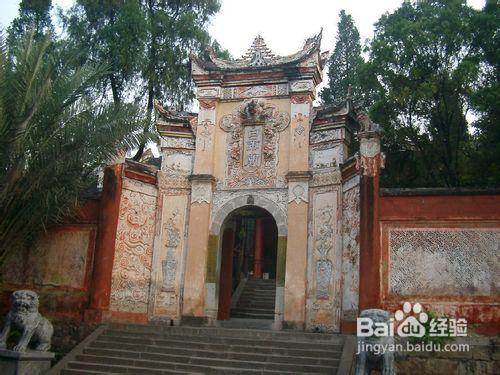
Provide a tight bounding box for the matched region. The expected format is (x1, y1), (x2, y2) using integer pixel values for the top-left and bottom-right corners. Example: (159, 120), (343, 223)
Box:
(0, 32), (151, 265)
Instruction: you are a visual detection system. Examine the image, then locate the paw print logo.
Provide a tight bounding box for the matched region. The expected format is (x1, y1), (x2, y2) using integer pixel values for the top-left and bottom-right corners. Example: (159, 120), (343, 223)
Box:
(395, 302), (428, 338)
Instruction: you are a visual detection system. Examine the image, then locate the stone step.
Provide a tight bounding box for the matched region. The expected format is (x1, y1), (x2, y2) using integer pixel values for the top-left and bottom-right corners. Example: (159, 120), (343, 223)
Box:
(83, 346), (339, 367)
(218, 318), (274, 330)
(74, 353), (334, 374)
(232, 307), (275, 314)
(102, 330), (343, 350)
(67, 360), (200, 374)
(109, 324), (342, 343)
(236, 303), (276, 310)
(231, 312), (275, 319)
(93, 336), (343, 357)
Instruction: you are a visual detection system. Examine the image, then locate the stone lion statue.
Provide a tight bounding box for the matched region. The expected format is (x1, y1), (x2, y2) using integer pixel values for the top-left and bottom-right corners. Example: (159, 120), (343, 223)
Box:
(0, 290), (53, 352)
(355, 309), (395, 375)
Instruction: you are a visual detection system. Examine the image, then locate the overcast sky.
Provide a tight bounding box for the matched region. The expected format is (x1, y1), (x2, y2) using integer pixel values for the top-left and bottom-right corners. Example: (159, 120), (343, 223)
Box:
(1, 0), (486, 60)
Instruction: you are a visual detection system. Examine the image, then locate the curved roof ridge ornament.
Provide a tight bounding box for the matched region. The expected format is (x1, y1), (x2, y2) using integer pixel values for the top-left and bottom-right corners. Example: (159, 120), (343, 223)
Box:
(194, 29), (324, 72)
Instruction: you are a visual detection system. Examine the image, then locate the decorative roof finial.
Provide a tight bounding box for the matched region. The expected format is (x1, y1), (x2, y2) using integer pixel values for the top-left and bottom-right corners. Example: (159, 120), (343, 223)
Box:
(241, 35), (276, 67)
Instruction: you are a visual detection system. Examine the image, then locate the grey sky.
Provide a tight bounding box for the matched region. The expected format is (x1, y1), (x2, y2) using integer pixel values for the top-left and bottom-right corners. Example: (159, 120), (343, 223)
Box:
(1, 0), (485, 59)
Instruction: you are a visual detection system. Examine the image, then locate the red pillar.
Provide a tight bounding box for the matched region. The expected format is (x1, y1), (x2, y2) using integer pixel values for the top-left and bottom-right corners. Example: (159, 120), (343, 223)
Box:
(253, 218), (264, 279)
(85, 164), (123, 323)
(357, 126), (384, 311)
(359, 173), (381, 310)
(218, 228), (235, 320)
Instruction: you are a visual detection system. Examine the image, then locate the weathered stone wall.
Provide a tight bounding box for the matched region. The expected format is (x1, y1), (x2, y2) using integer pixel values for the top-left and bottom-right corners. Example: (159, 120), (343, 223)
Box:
(375, 192), (500, 334)
(0, 199), (99, 321)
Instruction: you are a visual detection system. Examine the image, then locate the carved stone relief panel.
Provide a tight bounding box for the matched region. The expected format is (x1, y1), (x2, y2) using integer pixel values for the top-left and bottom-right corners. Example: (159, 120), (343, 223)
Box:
(160, 136), (195, 150)
(152, 194), (189, 318)
(110, 187), (157, 313)
(310, 144), (343, 170)
(288, 181), (308, 204)
(310, 128), (344, 144)
(221, 84), (289, 100)
(219, 99), (290, 188)
(290, 98), (310, 151)
(211, 189), (288, 221)
(341, 182), (360, 320)
(388, 227), (500, 297)
(307, 188), (341, 332)
(191, 180), (212, 204)
(159, 149), (194, 189)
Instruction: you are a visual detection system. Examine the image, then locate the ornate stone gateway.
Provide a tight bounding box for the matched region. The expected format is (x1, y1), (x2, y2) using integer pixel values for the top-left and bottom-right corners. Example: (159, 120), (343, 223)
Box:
(152, 32), (365, 332)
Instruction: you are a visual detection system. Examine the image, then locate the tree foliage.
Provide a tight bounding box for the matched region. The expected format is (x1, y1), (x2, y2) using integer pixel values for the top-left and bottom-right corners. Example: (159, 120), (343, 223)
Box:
(366, 0), (497, 187)
(0, 32), (150, 264)
(321, 10), (364, 105)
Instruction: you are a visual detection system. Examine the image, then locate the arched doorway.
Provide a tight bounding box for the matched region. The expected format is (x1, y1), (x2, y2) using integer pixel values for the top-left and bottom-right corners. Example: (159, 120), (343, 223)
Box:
(217, 206), (278, 320)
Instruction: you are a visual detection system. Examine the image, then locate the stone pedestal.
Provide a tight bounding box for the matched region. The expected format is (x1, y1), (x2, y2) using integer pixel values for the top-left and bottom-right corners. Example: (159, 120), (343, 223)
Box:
(0, 350), (54, 375)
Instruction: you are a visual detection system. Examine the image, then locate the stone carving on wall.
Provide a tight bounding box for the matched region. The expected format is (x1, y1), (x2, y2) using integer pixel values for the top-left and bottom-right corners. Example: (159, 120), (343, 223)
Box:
(110, 189), (156, 313)
(212, 189), (288, 218)
(161, 136), (195, 150)
(311, 144), (342, 170)
(389, 228), (499, 297)
(161, 210), (180, 291)
(293, 113), (307, 149)
(310, 171), (341, 187)
(310, 128), (343, 144)
(197, 87), (220, 98)
(198, 120), (214, 151)
(290, 80), (314, 92)
(160, 150), (193, 189)
(288, 181), (308, 204)
(191, 181), (212, 204)
(219, 99), (290, 188)
(341, 184), (360, 318)
(221, 84), (289, 100)
(307, 189), (341, 332)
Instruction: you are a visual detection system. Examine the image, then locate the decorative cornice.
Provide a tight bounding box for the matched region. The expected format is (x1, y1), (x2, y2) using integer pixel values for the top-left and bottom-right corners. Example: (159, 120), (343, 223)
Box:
(286, 171), (312, 182)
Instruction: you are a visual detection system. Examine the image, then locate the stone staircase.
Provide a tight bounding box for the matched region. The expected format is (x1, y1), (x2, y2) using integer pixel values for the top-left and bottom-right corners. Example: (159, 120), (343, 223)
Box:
(231, 278), (276, 320)
(50, 323), (348, 374)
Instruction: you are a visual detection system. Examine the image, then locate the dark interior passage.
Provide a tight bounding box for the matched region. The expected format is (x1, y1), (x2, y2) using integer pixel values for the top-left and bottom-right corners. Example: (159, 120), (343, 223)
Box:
(217, 206), (277, 320)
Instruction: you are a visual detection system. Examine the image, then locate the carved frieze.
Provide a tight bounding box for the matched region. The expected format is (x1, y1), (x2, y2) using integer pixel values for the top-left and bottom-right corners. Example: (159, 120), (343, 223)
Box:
(161, 136), (195, 150)
(110, 188), (156, 313)
(290, 80), (314, 93)
(197, 87), (220, 98)
(219, 99), (290, 188)
(310, 171), (341, 187)
(310, 128), (343, 144)
(221, 84), (289, 100)
(211, 189), (288, 219)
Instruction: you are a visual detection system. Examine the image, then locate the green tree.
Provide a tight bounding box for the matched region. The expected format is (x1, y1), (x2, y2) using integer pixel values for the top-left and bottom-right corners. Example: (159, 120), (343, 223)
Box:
(8, 0), (53, 41)
(321, 10), (364, 105)
(367, 0), (483, 187)
(0, 32), (150, 264)
(62, 0), (147, 104)
(467, 0), (500, 186)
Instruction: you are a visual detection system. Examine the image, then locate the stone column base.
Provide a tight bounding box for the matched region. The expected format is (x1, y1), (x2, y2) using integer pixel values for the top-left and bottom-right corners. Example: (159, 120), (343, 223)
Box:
(0, 349), (54, 375)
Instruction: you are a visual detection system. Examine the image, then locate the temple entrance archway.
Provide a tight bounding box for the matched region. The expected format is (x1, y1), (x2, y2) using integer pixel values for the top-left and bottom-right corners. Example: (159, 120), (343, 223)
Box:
(217, 206), (278, 320)
(206, 195), (287, 327)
